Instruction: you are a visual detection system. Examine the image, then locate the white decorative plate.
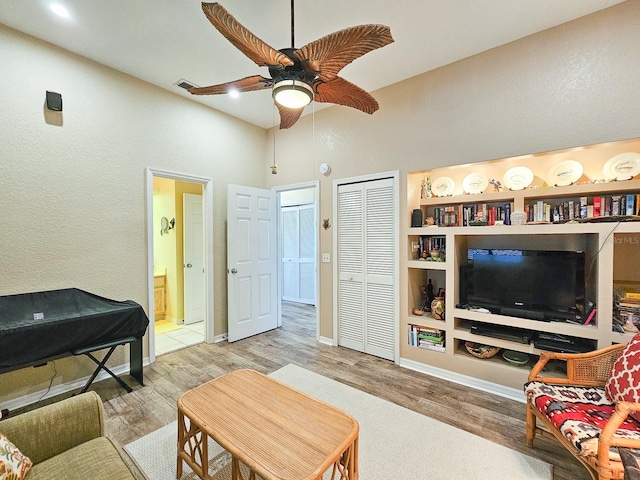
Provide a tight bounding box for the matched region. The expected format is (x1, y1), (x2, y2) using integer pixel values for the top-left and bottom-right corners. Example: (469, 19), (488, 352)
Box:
(603, 152), (640, 181)
(462, 172), (489, 194)
(431, 176), (455, 197)
(503, 166), (534, 191)
(547, 160), (583, 187)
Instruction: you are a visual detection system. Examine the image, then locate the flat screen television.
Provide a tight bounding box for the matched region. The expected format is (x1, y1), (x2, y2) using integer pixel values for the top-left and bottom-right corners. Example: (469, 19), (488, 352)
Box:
(460, 249), (586, 322)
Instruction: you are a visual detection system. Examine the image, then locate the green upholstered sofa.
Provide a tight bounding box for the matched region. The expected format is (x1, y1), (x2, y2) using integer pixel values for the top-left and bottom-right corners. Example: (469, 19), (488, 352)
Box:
(0, 391), (141, 479)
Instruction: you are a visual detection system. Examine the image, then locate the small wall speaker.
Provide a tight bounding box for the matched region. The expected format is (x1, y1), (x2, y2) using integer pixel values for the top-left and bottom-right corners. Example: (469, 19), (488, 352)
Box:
(411, 209), (423, 227)
(46, 91), (62, 111)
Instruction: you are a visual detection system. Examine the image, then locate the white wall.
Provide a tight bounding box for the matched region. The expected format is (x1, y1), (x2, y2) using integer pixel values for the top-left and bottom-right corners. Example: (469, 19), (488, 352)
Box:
(265, 1), (640, 338)
(0, 25), (267, 402)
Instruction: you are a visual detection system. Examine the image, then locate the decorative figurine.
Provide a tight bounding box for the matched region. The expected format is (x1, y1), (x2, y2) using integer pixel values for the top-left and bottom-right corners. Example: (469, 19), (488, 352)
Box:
(490, 179), (503, 192)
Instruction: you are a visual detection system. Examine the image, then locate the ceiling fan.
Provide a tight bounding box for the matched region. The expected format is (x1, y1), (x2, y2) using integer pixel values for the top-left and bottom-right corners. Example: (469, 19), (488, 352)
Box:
(188, 2), (394, 129)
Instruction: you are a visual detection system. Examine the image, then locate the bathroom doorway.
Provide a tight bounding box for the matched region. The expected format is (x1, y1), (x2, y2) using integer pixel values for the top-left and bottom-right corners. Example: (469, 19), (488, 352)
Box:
(146, 168), (214, 362)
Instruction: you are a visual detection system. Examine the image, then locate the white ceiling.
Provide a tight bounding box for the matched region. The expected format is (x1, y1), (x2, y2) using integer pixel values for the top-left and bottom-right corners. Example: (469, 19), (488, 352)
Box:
(0, 0), (625, 129)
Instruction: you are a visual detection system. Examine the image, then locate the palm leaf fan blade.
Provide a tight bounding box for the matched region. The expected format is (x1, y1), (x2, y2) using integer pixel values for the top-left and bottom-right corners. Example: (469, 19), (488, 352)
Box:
(188, 75), (273, 95)
(201, 2), (294, 68)
(314, 77), (379, 114)
(276, 104), (304, 129)
(296, 25), (393, 81)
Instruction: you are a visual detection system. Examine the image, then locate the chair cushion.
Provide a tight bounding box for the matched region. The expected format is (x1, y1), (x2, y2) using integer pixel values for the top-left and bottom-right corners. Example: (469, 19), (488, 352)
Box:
(606, 333), (640, 421)
(525, 381), (640, 460)
(25, 437), (135, 480)
(0, 433), (32, 480)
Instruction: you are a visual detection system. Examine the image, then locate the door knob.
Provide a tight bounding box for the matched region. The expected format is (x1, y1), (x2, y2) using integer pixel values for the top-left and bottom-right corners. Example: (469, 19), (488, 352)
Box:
(230, 268), (238, 274)
(186, 263), (192, 268)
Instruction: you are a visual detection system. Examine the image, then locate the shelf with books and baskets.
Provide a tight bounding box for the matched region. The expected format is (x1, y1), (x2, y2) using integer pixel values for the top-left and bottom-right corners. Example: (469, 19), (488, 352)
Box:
(402, 138), (640, 396)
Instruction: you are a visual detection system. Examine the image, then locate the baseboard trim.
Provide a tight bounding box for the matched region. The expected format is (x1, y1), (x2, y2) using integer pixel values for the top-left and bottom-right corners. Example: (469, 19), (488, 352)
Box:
(1, 357), (151, 413)
(213, 332), (228, 343)
(398, 358), (525, 403)
(318, 336), (334, 346)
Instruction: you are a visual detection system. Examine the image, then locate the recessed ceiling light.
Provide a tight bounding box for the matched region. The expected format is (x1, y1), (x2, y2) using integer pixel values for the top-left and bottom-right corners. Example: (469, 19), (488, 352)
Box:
(228, 89), (240, 99)
(50, 3), (70, 18)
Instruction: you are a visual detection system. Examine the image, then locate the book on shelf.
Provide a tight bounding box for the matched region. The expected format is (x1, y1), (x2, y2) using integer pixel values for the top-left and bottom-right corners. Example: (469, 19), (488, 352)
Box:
(409, 324), (445, 350)
(418, 342), (446, 352)
(526, 192), (640, 223)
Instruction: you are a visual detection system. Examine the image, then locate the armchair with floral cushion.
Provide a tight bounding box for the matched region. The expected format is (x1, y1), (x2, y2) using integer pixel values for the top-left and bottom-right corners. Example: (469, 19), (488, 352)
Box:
(525, 335), (640, 480)
(0, 391), (141, 480)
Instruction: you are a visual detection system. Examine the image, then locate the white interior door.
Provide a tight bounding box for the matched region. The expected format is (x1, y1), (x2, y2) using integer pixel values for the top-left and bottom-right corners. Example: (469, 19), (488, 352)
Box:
(227, 184), (278, 342)
(337, 177), (396, 360)
(183, 193), (205, 324)
(282, 204), (316, 305)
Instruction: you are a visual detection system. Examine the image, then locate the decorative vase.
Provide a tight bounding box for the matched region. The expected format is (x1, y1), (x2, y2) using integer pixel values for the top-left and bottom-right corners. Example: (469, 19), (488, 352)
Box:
(431, 296), (445, 320)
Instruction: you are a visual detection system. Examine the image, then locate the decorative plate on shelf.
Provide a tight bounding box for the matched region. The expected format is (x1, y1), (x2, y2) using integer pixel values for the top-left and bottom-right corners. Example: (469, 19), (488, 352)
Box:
(603, 152), (640, 181)
(502, 350), (529, 366)
(547, 160), (583, 187)
(431, 176), (455, 197)
(462, 172), (489, 194)
(503, 166), (534, 191)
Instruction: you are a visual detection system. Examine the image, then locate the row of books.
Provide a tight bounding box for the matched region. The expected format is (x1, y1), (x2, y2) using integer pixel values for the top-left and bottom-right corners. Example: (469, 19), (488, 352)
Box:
(417, 235), (445, 257)
(526, 194), (639, 223)
(408, 324), (445, 352)
(431, 203), (513, 227)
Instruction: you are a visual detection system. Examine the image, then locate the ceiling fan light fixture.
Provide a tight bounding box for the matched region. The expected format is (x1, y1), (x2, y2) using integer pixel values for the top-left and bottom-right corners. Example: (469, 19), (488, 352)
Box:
(272, 80), (313, 109)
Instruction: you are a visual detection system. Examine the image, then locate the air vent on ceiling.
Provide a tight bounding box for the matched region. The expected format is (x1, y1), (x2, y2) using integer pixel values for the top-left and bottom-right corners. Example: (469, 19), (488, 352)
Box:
(174, 79), (198, 90)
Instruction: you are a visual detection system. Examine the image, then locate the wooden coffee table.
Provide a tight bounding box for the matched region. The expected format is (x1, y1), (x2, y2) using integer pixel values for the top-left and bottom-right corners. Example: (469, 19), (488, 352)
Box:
(177, 369), (359, 480)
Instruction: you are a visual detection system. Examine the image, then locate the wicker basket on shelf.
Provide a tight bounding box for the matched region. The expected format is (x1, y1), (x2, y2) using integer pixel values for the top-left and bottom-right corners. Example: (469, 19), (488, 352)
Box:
(465, 342), (501, 359)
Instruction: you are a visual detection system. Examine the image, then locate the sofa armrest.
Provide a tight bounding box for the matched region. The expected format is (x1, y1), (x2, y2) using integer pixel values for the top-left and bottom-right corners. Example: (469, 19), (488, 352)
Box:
(0, 391), (104, 464)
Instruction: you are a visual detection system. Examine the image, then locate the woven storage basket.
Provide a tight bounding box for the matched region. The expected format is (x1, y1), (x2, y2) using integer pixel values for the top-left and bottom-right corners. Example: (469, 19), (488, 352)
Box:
(465, 342), (501, 359)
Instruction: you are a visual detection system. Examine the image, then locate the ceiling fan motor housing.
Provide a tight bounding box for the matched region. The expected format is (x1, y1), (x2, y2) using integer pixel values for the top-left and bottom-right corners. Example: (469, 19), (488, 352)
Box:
(269, 48), (317, 85)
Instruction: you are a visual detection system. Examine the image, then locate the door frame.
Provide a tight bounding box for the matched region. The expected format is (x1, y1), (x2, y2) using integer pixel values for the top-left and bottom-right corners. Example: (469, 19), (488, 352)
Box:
(273, 181), (320, 339)
(332, 170), (400, 363)
(145, 168), (215, 363)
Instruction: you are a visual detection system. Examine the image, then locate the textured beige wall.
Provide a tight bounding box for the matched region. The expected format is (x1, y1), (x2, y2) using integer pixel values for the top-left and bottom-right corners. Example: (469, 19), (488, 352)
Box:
(0, 25), (266, 403)
(265, 1), (640, 339)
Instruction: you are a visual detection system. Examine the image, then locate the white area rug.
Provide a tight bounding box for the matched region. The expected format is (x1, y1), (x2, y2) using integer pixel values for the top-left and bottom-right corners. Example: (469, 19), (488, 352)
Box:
(124, 364), (552, 480)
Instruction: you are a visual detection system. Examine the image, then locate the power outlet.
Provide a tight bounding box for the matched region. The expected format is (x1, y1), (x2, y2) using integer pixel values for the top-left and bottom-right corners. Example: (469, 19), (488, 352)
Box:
(322, 253), (330, 263)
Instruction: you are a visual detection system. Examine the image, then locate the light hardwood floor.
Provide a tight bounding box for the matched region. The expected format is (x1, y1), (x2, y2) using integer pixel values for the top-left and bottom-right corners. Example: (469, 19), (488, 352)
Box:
(37, 301), (590, 479)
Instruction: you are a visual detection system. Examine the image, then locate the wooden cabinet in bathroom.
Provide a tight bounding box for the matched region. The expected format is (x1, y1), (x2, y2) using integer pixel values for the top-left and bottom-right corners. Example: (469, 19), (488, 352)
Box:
(154, 274), (166, 320)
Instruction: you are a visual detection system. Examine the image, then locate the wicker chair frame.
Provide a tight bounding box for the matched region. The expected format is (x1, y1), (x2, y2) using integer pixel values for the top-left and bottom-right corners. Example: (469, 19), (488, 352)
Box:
(526, 343), (640, 480)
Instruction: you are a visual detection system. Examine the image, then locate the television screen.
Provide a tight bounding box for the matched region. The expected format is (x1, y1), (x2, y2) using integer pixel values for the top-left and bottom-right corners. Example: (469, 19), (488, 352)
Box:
(463, 249), (585, 321)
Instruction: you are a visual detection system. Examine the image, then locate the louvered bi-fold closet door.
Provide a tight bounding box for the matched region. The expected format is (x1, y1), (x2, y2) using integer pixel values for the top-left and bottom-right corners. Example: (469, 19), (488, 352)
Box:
(337, 178), (395, 361)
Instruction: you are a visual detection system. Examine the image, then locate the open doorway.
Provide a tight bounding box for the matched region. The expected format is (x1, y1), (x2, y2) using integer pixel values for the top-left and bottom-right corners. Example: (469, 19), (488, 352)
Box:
(274, 182), (320, 339)
(146, 168), (214, 363)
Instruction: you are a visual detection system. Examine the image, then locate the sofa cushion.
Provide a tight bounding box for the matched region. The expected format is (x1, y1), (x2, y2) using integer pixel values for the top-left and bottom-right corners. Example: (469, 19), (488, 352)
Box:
(0, 433), (32, 480)
(606, 333), (640, 421)
(525, 381), (640, 460)
(25, 437), (135, 480)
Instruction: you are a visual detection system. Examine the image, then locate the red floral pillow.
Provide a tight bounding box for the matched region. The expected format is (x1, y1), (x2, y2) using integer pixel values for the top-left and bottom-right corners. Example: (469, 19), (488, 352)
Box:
(0, 433), (32, 480)
(605, 334), (640, 421)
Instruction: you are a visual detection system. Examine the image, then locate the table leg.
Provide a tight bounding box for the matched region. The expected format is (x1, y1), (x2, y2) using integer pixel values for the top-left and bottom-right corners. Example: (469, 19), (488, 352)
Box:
(177, 411), (209, 479)
(231, 457), (256, 480)
(330, 438), (358, 480)
(177, 411), (185, 479)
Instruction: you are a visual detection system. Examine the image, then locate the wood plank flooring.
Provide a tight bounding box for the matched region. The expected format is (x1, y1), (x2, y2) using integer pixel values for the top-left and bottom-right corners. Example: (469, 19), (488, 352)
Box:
(27, 301), (589, 479)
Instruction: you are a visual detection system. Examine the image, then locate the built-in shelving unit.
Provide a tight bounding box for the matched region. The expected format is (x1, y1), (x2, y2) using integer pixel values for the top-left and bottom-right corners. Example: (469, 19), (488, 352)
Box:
(401, 138), (640, 399)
